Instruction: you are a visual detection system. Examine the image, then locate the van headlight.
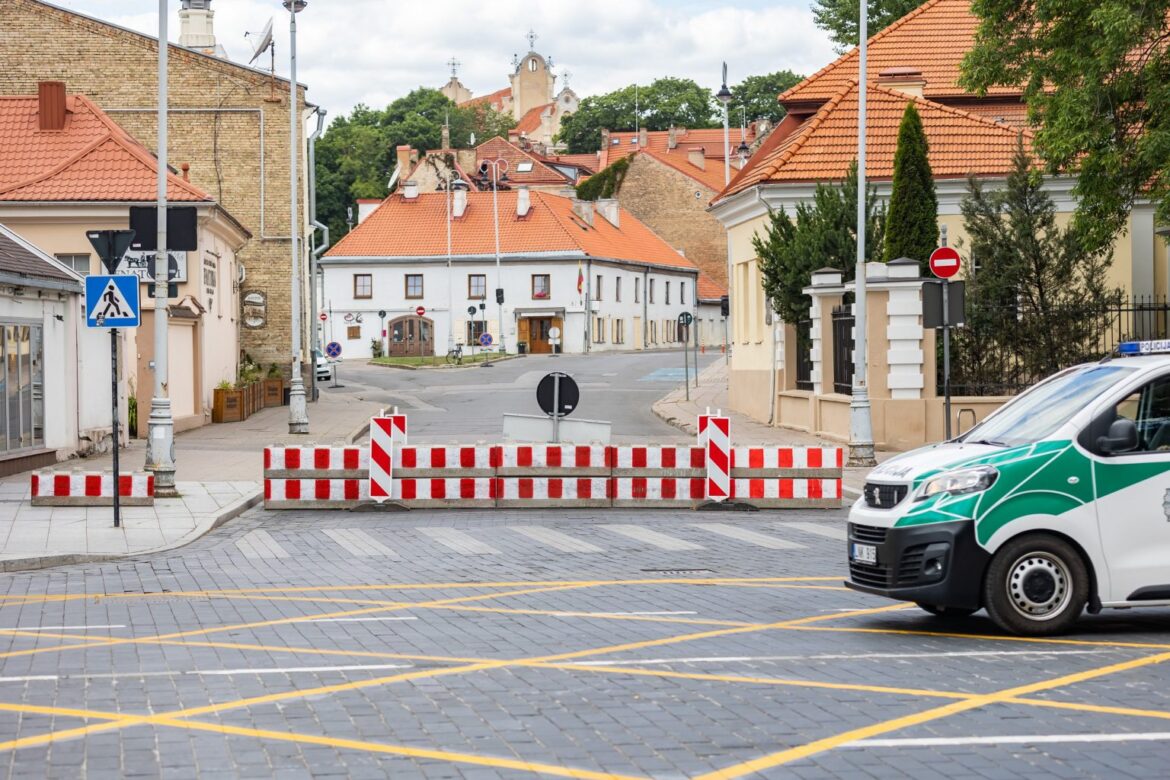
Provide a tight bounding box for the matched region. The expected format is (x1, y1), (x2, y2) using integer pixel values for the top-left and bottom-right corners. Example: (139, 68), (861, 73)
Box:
(916, 466), (998, 501)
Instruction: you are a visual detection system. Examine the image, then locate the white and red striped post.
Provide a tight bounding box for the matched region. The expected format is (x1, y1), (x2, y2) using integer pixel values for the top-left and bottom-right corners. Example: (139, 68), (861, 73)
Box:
(368, 416), (396, 502)
(705, 413), (731, 502)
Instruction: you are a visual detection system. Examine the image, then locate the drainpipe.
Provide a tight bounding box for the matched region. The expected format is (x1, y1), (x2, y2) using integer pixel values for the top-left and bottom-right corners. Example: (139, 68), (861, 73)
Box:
(759, 190), (778, 425)
(584, 258), (592, 353)
(642, 266), (649, 348)
(308, 106), (328, 401)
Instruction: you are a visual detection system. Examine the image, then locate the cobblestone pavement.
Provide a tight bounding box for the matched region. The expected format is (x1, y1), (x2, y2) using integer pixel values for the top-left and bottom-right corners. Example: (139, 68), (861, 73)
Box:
(3, 508), (1170, 778)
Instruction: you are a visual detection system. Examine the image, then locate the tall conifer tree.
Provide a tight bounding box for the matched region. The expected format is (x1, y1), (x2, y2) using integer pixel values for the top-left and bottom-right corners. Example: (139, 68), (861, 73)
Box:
(882, 103), (938, 269)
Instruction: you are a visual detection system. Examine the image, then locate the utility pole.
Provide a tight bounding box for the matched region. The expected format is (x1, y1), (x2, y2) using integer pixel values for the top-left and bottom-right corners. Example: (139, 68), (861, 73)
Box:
(285, 0), (309, 434)
(849, 0), (876, 467)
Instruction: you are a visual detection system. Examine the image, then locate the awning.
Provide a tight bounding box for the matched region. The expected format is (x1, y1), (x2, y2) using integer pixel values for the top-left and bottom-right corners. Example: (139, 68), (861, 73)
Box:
(513, 308), (566, 318)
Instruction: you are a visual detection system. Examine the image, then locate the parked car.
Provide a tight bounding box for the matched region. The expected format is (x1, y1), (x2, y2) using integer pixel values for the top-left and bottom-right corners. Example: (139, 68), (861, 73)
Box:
(315, 355), (333, 381)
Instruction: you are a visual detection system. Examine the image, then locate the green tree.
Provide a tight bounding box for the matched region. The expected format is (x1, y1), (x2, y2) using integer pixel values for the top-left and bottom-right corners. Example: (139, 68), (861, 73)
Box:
(812, 0), (923, 50)
(882, 103), (938, 268)
(557, 78), (718, 153)
(729, 70), (804, 124)
(960, 0), (1170, 252)
(955, 142), (1120, 393)
(754, 162), (887, 325)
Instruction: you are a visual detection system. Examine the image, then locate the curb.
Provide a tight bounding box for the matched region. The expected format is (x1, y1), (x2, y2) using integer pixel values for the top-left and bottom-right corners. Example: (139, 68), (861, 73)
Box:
(0, 489), (263, 573)
(366, 354), (526, 371)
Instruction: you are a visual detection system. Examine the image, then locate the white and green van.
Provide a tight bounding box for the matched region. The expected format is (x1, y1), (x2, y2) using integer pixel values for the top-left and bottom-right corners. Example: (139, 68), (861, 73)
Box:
(847, 342), (1170, 635)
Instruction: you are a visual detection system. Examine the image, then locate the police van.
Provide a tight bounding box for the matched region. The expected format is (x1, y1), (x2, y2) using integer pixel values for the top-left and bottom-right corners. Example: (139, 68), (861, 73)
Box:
(847, 341), (1170, 635)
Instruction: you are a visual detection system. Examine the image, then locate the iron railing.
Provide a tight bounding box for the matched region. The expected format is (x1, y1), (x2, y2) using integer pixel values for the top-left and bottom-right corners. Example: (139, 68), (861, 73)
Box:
(832, 305), (855, 395)
(795, 319), (813, 391)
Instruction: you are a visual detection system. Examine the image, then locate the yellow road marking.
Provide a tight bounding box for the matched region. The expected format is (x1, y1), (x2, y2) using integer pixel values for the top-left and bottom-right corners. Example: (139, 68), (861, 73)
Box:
(153, 638), (486, 665)
(789, 624), (1170, 651)
(1004, 696), (1170, 722)
(693, 650), (1170, 779)
(419, 604), (752, 628)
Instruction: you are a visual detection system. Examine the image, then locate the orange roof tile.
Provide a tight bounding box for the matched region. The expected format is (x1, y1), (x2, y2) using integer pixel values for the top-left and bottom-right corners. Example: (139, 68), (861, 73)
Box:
(697, 273), (726, 301)
(780, 0), (1019, 106)
(474, 137), (569, 186)
(599, 126), (759, 168)
(540, 153), (599, 174)
(0, 94), (210, 203)
(326, 189), (698, 274)
(459, 87), (512, 111)
(720, 81), (1031, 199)
(638, 147), (729, 192)
(514, 103), (551, 135)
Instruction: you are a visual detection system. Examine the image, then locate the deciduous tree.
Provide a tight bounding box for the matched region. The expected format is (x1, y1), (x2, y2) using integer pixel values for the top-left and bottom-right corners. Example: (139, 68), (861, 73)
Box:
(812, 0), (923, 50)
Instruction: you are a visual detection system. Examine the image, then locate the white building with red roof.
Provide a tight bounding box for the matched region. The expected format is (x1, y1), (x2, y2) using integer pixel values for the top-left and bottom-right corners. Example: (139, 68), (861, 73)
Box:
(322, 186), (722, 357)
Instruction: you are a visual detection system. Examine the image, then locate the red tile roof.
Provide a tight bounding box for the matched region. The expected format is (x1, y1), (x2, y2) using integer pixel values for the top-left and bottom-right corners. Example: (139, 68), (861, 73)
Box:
(475, 136), (569, 186)
(327, 189), (699, 274)
(638, 147), (730, 192)
(459, 87), (511, 111)
(539, 153), (599, 174)
(514, 103), (551, 135)
(721, 81), (1031, 198)
(600, 126), (758, 169)
(780, 0), (1020, 107)
(0, 93), (211, 203)
(697, 273), (726, 301)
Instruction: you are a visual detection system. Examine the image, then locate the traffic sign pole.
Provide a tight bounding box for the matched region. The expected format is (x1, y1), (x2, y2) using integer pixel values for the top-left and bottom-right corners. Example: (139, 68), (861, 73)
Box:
(929, 245), (962, 439)
(552, 373), (561, 443)
(110, 327), (121, 528)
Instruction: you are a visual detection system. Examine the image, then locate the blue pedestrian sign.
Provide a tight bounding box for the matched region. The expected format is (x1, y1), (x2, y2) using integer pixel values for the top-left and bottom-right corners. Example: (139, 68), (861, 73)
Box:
(325, 341), (342, 359)
(479, 332), (493, 347)
(85, 275), (140, 328)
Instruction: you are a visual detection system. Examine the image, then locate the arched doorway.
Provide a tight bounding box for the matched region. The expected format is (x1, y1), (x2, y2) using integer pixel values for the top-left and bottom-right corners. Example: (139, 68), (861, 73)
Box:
(387, 315), (434, 357)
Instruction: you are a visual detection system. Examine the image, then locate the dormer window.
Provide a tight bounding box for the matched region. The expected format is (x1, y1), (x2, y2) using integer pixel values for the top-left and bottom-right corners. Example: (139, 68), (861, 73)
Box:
(516, 162), (534, 172)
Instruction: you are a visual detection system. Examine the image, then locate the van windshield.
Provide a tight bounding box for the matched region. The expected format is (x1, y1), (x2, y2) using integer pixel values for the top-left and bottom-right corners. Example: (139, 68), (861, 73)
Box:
(960, 364), (1137, 448)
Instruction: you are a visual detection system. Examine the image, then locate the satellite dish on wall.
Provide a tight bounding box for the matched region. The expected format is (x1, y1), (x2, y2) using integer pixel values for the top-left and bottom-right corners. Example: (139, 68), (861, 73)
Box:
(387, 163), (401, 191)
(248, 18), (274, 65)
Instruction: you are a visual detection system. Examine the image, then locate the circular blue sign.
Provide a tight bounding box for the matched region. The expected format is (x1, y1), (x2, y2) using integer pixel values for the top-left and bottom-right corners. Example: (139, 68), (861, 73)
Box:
(325, 341), (342, 359)
(478, 332), (493, 347)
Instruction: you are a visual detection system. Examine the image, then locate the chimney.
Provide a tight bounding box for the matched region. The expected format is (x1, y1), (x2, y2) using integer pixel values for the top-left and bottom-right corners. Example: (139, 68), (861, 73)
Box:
(600, 129), (611, 148)
(356, 198), (381, 224)
(396, 145), (413, 180)
(876, 67), (927, 98)
(686, 146), (706, 170)
(667, 126), (679, 150)
(571, 199), (594, 227)
(441, 123), (451, 150)
(180, 162), (191, 181)
(410, 149), (420, 167)
(402, 181), (419, 200)
(178, 0), (218, 52)
(516, 187), (531, 218)
(37, 81), (67, 131)
(595, 198), (620, 228)
(452, 185), (468, 218)
(637, 127), (648, 147)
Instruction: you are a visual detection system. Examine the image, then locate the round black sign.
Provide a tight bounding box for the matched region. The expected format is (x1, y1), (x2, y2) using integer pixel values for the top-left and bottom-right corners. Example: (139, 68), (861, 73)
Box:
(378, 310), (387, 319)
(678, 311), (694, 325)
(536, 372), (579, 418)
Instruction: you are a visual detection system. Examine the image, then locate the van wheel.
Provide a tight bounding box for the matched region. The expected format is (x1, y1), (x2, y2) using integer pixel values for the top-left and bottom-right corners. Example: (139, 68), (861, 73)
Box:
(916, 603), (978, 618)
(983, 534), (1088, 636)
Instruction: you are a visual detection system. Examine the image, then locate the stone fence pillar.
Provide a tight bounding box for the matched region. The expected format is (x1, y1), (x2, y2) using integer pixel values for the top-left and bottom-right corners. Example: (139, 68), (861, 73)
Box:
(804, 268), (845, 396)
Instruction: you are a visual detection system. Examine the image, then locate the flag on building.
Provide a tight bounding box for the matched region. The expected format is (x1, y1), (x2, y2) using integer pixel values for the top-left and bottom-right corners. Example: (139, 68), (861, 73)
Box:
(577, 260), (584, 295)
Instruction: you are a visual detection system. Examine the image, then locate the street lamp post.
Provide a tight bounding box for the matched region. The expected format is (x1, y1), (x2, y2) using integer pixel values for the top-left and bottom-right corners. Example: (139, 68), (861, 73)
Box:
(285, 0), (309, 434)
(849, 0), (876, 466)
(145, 0), (178, 497)
(479, 158), (509, 365)
(446, 172), (467, 354)
(716, 66), (733, 366)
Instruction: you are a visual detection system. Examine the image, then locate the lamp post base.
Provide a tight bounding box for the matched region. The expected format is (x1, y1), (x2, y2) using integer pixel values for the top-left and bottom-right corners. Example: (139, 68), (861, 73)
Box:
(144, 397), (179, 497)
(848, 389), (877, 468)
(288, 361), (309, 434)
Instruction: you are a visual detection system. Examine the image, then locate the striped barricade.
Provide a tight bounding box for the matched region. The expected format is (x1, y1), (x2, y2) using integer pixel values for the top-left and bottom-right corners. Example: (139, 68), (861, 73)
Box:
(395, 446), (495, 508)
(31, 471), (154, 507)
(263, 444), (368, 510)
(729, 446), (845, 508)
(495, 445), (611, 507)
(611, 446), (706, 508)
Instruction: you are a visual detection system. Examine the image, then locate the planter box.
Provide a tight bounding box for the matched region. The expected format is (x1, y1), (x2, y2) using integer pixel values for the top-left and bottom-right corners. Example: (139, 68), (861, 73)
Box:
(212, 388), (246, 423)
(263, 378), (285, 407)
(248, 382), (261, 415)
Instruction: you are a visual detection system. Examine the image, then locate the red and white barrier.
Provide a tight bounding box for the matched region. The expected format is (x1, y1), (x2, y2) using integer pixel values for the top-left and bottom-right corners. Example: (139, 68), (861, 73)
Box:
(31, 471), (154, 507)
(395, 446), (494, 476)
(265, 478), (368, 509)
(496, 477), (611, 508)
(731, 446), (845, 475)
(731, 478), (842, 508)
(397, 478), (495, 507)
(369, 417), (396, 503)
(612, 477), (706, 507)
(263, 446), (367, 477)
(705, 416), (732, 503)
(612, 446), (704, 475)
(496, 445), (610, 476)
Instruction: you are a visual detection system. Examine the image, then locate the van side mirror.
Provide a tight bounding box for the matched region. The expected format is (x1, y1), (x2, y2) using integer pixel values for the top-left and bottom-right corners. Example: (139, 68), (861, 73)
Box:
(1098, 417), (1140, 454)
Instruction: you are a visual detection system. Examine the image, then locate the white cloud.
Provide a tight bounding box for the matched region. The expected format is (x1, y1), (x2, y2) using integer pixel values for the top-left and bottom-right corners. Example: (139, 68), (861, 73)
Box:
(47, 0), (837, 116)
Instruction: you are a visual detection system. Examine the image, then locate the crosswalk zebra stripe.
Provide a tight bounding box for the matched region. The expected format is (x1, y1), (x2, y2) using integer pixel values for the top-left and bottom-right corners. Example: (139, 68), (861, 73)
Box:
(323, 529), (399, 557)
(603, 524), (703, 551)
(782, 521), (847, 541)
(693, 523), (806, 550)
(510, 526), (604, 553)
(235, 529), (288, 559)
(416, 527), (501, 555)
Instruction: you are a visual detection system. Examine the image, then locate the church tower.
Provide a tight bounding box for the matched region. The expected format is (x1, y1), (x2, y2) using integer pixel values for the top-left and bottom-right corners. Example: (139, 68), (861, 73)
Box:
(439, 58), (473, 105)
(508, 30), (556, 121)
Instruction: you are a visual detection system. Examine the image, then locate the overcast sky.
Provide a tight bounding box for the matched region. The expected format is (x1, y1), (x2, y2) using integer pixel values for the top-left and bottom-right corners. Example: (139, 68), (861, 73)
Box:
(49, 0), (838, 120)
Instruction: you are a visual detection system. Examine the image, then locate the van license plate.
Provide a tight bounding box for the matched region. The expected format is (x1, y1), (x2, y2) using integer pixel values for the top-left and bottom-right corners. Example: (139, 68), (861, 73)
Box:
(851, 543), (877, 565)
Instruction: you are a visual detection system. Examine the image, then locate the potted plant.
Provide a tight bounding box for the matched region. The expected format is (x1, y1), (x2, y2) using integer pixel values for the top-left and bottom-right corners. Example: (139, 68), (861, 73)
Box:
(263, 363), (285, 407)
(212, 379), (246, 423)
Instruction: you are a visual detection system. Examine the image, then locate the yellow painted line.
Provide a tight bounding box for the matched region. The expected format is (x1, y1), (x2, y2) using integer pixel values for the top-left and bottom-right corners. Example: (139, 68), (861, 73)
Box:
(541, 662), (973, 701)
(0, 630), (114, 643)
(419, 604), (753, 628)
(693, 650), (1170, 779)
(0, 576), (842, 606)
(0, 700), (129, 721)
(716, 583), (852, 592)
(1004, 696), (1170, 722)
(151, 716), (649, 780)
(153, 638), (486, 665)
(788, 624), (1170, 651)
(0, 720), (136, 753)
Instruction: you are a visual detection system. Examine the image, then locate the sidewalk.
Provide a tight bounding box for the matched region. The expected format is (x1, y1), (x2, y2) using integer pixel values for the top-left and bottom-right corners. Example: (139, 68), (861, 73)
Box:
(0, 391), (383, 571)
(653, 360), (889, 497)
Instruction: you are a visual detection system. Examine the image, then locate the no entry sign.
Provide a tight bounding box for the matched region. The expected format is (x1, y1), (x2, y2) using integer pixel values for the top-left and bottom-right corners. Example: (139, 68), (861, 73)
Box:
(415, 306), (426, 317)
(929, 246), (961, 279)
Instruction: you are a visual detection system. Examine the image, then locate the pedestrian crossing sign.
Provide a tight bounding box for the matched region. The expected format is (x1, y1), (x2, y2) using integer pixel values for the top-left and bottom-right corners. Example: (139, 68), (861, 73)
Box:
(85, 274), (141, 328)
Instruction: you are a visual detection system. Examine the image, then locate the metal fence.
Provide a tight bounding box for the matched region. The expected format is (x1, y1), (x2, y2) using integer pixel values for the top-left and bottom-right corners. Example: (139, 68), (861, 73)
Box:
(832, 305), (855, 395)
(944, 295), (1170, 396)
(795, 320), (813, 391)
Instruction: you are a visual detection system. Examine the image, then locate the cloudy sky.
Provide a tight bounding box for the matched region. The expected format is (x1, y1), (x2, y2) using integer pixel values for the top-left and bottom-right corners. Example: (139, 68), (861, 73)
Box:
(49, 0), (838, 118)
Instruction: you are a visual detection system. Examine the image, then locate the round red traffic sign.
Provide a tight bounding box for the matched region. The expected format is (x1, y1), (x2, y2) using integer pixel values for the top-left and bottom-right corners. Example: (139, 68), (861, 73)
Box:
(415, 306), (426, 317)
(318, 312), (327, 322)
(928, 246), (961, 279)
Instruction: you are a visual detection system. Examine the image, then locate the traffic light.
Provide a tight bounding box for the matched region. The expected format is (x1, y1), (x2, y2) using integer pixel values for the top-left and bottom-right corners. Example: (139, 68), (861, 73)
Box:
(720, 295), (730, 317)
(495, 288), (505, 305)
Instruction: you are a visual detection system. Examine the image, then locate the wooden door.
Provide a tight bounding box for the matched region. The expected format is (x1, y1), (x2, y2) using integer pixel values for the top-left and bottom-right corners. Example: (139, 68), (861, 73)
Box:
(529, 318), (552, 354)
(387, 316), (434, 357)
(518, 318), (530, 351)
